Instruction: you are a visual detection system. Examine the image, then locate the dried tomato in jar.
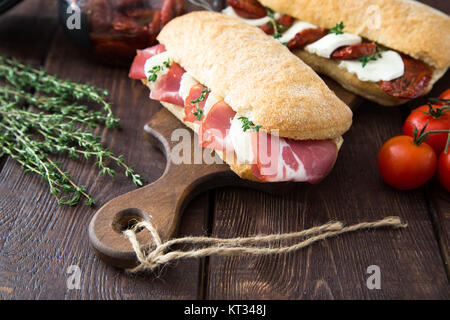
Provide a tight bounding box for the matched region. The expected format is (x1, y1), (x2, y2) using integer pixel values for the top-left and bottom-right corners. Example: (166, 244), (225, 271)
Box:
(58, 0), (184, 66)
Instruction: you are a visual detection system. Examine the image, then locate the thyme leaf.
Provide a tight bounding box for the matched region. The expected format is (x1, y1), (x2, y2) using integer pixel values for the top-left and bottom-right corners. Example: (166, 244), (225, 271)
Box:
(359, 47), (383, 67)
(147, 60), (171, 83)
(266, 7), (285, 39)
(193, 106), (203, 121)
(238, 116), (262, 132)
(191, 87), (210, 121)
(329, 22), (345, 35)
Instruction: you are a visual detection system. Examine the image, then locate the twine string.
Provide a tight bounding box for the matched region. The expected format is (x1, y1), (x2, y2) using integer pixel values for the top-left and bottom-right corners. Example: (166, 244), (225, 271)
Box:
(123, 216), (407, 273)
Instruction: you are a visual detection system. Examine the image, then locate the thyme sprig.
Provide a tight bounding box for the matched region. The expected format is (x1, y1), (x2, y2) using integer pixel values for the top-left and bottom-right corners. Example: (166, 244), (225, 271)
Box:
(190, 88), (210, 104)
(193, 106), (203, 122)
(191, 87), (210, 121)
(147, 60), (171, 82)
(359, 47), (384, 67)
(266, 8), (285, 39)
(0, 56), (144, 206)
(329, 22), (345, 35)
(238, 116), (262, 132)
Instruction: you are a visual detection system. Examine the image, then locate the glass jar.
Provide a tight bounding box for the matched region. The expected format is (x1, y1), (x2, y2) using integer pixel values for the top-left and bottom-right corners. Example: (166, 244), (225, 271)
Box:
(58, 0), (184, 66)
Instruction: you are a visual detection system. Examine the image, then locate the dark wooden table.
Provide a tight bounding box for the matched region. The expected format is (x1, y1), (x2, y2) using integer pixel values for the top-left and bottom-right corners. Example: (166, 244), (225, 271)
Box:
(0, 0), (448, 300)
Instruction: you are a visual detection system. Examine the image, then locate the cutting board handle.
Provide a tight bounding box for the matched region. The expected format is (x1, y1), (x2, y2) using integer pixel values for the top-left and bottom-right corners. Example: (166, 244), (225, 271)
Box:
(88, 109), (241, 268)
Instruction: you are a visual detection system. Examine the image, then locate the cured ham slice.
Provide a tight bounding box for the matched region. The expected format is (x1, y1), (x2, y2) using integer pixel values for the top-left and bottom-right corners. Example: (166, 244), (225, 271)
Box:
(129, 44), (184, 106)
(149, 62), (186, 106)
(251, 132), (337, 183)
(200, 100), (236, 152)
(129, 44), (166, 79)
(184, 84), (210, 122)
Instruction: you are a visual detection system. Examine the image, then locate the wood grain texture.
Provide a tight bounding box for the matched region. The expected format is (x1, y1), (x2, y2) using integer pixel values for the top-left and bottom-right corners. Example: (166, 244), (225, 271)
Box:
(207, 103), (450, 300)
(0, 0), (209, 299)
(204, 0), (450, 300)
(0, 0), (448, 300)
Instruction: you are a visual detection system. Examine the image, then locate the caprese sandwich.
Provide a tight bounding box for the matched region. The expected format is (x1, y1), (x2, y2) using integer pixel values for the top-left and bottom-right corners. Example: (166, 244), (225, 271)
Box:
(129, 11), (353, 183)
(223, 0), (450, 106)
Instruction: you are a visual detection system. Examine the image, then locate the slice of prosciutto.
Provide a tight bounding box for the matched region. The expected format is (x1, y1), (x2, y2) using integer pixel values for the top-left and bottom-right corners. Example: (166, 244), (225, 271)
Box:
(184, 83), (210, 122)
(251, 132), (338, 183)
(149, 62), (186, 106)
(129, 44), (166, 79)
(129, 44), (185, 106)
(200, 100), (236, 152)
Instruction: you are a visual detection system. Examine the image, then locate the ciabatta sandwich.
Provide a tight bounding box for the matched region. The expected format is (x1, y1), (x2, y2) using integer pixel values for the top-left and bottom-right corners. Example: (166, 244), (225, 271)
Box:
(223, 0), (450, 106)
(129, 11), (352, 183)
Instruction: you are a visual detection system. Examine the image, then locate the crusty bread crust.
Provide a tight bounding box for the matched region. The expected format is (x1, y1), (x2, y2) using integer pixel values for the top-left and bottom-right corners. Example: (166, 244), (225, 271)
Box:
(157, 11), (352, 141)
(294, 49), (448, 106)
(259, 0), (450, 69)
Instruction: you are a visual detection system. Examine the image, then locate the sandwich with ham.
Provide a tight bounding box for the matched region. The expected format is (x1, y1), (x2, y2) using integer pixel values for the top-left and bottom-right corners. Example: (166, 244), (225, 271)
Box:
(223, 0), (450, 106)
(129, 11), (353, 183)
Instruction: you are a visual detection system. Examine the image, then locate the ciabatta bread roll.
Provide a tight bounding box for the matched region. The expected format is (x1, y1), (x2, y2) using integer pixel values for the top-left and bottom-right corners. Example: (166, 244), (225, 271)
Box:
(129, 11), (352, 183)
(223, 0), (450, 106)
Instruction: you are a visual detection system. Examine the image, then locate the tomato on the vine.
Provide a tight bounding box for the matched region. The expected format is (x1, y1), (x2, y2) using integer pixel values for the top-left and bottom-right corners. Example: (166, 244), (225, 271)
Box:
(437, 89), (450, 103)
(403, 103), (450, 155)
(377, 135), (437, 190)
(438, 151), (450, 192)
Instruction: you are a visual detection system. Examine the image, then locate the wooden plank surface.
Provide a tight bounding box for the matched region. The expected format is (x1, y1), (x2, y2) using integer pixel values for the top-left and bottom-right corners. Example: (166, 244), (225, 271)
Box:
(0, 0), (208, 299)
(0, 0), (448, 299)
(207, 103), (449, 299)
(205, 0), (450, 300)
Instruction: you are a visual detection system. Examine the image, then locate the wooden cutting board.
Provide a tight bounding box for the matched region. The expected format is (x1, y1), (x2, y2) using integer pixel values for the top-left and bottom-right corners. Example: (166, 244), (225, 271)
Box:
(88, 78), (361, 269)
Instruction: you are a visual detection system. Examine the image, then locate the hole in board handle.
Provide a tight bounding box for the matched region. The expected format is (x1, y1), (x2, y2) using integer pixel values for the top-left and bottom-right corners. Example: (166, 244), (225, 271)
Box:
(111, 208), (150, 234)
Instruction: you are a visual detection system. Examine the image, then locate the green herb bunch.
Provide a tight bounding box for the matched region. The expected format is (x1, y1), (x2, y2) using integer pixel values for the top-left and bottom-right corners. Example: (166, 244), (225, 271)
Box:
(0, 56), (144, 206)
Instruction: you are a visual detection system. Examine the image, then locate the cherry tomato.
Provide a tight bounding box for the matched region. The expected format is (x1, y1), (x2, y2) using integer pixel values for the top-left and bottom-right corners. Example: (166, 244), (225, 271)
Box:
(438, 151), (450, 192)
(403, 104), (450, 154)
(432, 89), (450, 106)
(378, 136), (437, 190)
(438, 89), (450, 102)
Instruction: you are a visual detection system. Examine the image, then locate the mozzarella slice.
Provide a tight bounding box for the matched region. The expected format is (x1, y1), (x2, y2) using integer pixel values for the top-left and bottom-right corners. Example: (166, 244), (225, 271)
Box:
(144, 51), (171, 80)
(222, 6), (280, 27)
(277, 20), (317, 44)
(203, 91), (222, 116)
(179, 73), (198, 102)
(305, 33), (362, 58)
(339, 50), (405, 82)
(228, 114), (254, 164)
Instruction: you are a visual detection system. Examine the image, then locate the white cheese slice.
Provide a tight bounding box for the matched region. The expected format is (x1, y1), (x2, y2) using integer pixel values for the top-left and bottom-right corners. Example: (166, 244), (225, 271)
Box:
(222, 6), (280, 27)
(305, 33), (362, 58)
(203, 91), (222, 116)
(179, 72), (198, 102)
(339, 50), (405, 82)
(144, 51), (171, 80)
(228, 114), (254, 164)
(277, 20), (317, 44)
